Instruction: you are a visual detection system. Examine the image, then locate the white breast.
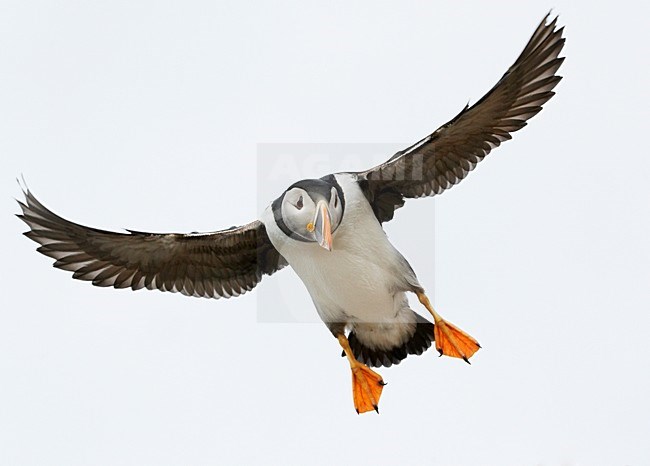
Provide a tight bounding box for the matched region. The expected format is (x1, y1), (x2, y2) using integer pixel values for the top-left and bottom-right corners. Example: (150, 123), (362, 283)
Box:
(261, 173), (420, 325)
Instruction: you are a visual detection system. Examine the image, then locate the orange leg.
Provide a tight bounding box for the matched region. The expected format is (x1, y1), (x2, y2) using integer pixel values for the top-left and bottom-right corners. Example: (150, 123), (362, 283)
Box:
(337, 334), (385, 414)
(416, 292), (481, 364)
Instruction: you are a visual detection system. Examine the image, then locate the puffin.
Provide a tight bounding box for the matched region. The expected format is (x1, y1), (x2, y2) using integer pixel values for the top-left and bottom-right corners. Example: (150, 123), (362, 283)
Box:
(17, 14), (565, 414)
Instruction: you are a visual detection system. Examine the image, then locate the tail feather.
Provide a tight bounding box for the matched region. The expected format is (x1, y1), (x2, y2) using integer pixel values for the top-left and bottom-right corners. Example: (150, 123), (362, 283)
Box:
(345, 313), (434, 368)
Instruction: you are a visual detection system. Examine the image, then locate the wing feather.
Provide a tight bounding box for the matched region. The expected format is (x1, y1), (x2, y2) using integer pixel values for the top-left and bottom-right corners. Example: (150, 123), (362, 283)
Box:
(356, 14), (565, 223)
(17, 187), (287, 299)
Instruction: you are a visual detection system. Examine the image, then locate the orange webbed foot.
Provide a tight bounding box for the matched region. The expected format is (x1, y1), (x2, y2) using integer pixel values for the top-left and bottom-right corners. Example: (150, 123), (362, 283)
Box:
(434, 320), (481, 363)
(351, 364), (385, 414)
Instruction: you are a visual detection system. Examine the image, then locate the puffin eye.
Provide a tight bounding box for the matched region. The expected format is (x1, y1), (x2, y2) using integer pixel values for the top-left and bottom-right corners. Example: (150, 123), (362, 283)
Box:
(296, 196), (303, 210)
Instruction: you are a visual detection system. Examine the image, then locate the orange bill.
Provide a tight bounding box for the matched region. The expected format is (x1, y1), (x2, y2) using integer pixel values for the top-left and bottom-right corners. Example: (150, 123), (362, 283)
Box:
(314, 200), (332, 251)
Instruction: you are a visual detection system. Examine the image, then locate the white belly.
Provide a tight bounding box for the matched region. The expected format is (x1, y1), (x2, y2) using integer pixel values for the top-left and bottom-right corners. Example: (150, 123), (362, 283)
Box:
(261, 174), (420, 325)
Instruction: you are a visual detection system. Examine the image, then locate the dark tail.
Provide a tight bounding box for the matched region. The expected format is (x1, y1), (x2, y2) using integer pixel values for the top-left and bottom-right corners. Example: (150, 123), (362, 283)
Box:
(345, 313), (434, 368)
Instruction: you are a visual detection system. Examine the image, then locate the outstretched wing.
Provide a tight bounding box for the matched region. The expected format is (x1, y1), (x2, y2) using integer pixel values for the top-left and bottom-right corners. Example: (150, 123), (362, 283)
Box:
(17, 188), (287, 299)
(356, 14), (565, 223)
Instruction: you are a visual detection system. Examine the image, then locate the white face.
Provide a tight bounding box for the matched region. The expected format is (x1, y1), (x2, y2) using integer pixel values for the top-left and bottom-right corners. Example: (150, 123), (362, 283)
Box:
(281, 186), (343, 246)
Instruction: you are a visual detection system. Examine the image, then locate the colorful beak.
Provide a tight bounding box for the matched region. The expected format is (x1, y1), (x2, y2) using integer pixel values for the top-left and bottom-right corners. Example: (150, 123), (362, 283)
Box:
(314, 200), (333, 251)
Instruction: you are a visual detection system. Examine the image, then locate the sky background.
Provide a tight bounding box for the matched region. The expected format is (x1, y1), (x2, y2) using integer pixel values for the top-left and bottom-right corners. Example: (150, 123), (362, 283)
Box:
(2, 1), (649, 465)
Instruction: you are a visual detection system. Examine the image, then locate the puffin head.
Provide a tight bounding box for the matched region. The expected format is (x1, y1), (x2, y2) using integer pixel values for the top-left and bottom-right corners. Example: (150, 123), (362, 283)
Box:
(275, 178), (344, 251)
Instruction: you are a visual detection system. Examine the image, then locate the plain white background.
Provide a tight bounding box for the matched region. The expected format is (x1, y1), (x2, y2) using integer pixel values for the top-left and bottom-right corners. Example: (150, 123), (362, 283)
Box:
(2, 1), (649, 465)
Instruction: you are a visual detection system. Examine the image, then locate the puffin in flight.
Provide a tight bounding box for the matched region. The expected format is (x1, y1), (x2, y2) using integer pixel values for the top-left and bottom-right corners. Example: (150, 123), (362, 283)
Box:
(17, 14), (564, 414)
